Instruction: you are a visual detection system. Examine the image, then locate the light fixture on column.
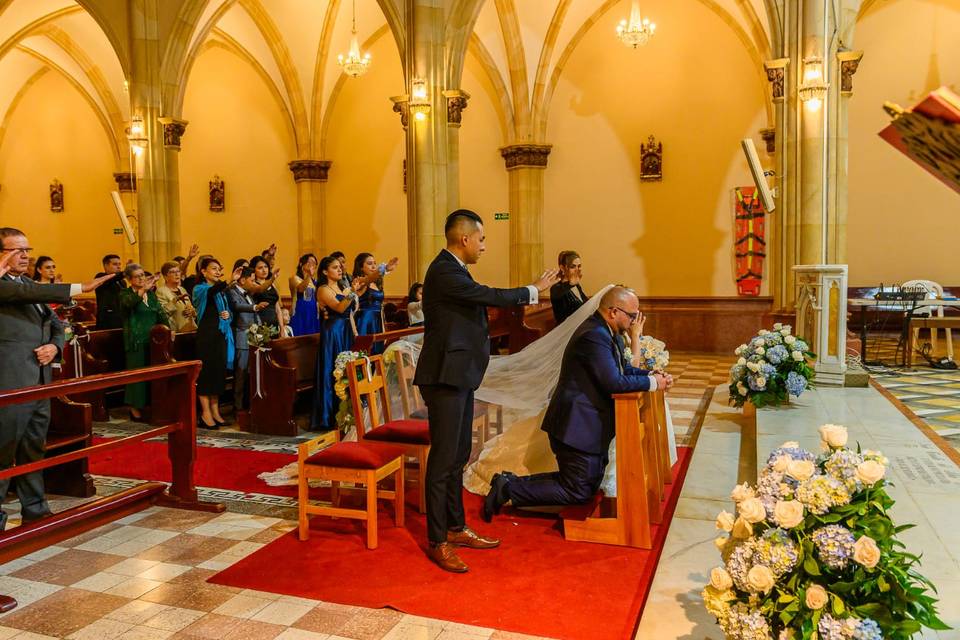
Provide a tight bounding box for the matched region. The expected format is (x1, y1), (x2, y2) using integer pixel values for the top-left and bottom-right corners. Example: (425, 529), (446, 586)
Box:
(616, 0), (656, 48)
(409, 79), (430, 121)
(799, 56), (829, 111)
(126, 115), (148, 155)
(337, 0), (371, 78)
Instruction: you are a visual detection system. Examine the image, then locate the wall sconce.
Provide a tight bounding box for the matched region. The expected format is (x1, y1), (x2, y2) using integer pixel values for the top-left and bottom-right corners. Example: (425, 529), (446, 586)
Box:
(798, 56), (829, 111)
(127, 114), (148, 154)
(409, 79), (430, 121)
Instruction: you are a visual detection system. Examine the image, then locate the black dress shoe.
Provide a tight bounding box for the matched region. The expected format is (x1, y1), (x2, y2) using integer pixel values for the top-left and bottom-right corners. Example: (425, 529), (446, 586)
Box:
(482, 473), (513, 522)
(198, 417), (218, 430)
(21, 511), (54, 525)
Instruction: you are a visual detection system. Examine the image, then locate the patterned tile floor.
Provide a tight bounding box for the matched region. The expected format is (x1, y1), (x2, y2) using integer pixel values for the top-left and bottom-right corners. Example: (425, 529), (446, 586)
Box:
(873, 367), (960, 451)
(0, 353), (732, 639)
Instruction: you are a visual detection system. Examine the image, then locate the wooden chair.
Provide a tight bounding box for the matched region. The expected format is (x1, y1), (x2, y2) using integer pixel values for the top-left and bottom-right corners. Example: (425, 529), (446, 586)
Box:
(346, 355), (431, 513)
(392, 345), (494, 444)
(297, 430), (404, 550)
(560, 390), (671, 549)
(903, 279), (954, 361)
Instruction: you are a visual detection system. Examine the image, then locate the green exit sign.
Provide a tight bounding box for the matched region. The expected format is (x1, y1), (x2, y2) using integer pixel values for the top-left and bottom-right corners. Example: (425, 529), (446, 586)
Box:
(494, 212), (509, 221)
(113, 228), (123, 235)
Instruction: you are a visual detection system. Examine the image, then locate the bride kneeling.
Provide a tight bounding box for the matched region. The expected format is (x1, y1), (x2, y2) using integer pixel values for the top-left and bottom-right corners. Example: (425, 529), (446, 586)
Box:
(478, 286), (673, 518)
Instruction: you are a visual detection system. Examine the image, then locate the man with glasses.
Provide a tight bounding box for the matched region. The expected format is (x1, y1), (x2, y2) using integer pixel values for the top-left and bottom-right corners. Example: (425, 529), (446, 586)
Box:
(483, 286), (672, 518)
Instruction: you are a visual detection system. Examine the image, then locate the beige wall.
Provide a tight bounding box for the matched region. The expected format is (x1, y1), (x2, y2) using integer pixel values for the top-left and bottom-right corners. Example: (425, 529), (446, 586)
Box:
(179, 44), (299, 276)
(323, 34), (408, 295)
(847, 0), (960, 286)
(0, 70), (122, 282)
(542, 0), (768, 297)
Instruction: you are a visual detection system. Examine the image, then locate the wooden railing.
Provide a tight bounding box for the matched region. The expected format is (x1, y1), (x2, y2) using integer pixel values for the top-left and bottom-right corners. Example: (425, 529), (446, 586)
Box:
(352, 326), (424, 353)
(0, 362), (224, 612)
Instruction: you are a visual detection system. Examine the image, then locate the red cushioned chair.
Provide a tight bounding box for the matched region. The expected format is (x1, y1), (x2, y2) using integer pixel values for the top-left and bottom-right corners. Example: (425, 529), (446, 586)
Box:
(297, 430), (405, 550)
(346, 355), (430, 513)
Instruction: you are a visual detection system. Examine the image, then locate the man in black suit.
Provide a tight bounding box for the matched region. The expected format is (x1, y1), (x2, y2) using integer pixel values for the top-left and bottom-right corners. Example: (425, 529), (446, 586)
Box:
(414, 210), (558, 572)
(483, 287), (671, 517)
(95, 253), (127, 329)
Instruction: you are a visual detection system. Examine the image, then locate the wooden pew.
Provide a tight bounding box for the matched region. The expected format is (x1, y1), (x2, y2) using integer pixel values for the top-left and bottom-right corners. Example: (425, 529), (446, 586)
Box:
(149, 326), (199, 427)
(560, 389), (672, 549)
(57, 325), (124, 421)
(352, 326), (424, 354)
(45, 396), (95, 498)
(248, 334), (321, 436)
(487, 305), (542, 354)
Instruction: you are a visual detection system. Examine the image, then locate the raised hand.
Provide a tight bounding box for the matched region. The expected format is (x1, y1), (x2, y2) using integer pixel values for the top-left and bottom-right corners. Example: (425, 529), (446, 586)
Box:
(266, 243), (277, 257)
(629, 312), (646, 339)
(0, 251), (15, 278)
(231, 266), (244, 282)
(187, 243), (200, 259)
(81, 273), (118, 293)
(385, 257), (400, 272)
(532, 268), (561, 293)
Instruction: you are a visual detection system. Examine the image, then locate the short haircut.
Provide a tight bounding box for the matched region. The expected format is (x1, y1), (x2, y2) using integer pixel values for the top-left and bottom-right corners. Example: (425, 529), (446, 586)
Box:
(238, 266), (256, 281)
(102, 254), (121, 265)
(444, 209), (483, 242)
(123, 263), (144, 279)
(0, 227), (25, 241)
(330, 251), (346, 260)
(199, 256), (221, 272)
(558, 250), (580, 268)
(600, 286), (638, 310)
(160, 261), (180, 276)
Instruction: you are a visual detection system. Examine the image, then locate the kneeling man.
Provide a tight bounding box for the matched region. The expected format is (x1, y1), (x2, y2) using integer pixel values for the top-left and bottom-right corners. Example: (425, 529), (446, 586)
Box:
(483, 286), (671, 518)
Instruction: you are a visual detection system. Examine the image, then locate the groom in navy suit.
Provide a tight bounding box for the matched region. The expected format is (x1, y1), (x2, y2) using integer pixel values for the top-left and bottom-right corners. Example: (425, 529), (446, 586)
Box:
(483, 287), (671, 517)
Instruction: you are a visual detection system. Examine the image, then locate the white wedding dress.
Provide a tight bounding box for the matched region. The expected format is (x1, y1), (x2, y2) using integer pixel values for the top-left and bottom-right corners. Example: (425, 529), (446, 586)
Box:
(391, 285), (677, 498)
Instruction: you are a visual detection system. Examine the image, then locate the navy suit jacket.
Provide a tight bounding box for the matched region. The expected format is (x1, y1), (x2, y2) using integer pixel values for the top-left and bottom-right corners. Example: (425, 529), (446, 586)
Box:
(542, 312), (652, 454)
(413, 250), (531, 391)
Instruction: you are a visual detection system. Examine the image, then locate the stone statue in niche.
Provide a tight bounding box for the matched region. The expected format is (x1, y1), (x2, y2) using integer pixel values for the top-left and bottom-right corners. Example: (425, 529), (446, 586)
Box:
(640, 135), (663, 181)
(209, 175), (225, 212)
(49, 179), (64, 212)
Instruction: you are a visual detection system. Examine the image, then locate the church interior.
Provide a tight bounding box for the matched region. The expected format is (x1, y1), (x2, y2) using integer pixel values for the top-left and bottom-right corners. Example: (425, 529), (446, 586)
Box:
(0, 0), (958, 638)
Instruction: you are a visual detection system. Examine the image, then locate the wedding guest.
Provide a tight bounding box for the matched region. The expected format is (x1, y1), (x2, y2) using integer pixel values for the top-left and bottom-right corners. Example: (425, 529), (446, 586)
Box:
(95, 254), (127, 329)
(352, 252), (390, 354)
(248, 255), (285, 334)
(32, 256), (60, 284)
(229, 258), (249, 285)
(407, 282), (424, 326)
(228, 267), (267, 413)
(549, 250), (588, 325)
(181, 254), (212, 296)
(119, 264), (170, 422)
(156, 261), (197, 332)
(280, 308), (294, 337)
(25, 256), (36, 280)
(192, 257), (234, 429)
(175, 243), (200, 279)
(330, 251), (351, 289)
(310, 256), (364, 431)
(288, 253), (320, 336)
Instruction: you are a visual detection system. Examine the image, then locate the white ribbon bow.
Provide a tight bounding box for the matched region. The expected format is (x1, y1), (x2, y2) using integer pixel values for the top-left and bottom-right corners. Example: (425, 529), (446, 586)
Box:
(254, 346), (271, 398)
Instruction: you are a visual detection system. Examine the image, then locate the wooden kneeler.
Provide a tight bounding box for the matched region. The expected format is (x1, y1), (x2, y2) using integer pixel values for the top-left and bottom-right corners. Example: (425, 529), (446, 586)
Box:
(298, 432), (406, 550)
(561, 390), (672, 549)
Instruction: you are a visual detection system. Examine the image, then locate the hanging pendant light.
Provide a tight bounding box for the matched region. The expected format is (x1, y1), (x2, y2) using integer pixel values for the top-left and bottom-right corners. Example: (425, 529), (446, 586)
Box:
(338, 0), (371, 78)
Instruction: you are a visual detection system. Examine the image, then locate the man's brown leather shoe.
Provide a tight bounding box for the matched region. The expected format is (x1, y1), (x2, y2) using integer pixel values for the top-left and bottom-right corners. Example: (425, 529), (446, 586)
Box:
(447, 526), (500, 549)
(426, 542), (469, 573)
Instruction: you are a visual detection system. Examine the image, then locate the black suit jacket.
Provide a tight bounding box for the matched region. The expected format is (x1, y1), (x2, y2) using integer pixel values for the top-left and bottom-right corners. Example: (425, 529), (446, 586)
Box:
(95, 272), (127, 329)
(542, 312), (652, 454)
(413, 250), (531, 390)
(550, 281), (588, 325)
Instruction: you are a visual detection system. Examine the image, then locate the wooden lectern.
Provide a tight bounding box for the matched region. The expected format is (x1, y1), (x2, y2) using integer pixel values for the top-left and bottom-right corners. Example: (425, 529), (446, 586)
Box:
(561, 390), (672, 549)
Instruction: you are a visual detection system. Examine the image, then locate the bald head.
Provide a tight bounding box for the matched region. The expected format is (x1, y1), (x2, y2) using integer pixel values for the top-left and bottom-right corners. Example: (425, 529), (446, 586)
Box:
(600, 286), (638, 311)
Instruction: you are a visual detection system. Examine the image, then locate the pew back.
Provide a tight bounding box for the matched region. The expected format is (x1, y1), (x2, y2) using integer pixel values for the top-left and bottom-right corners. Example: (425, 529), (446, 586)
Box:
(247, 334), (320, 436)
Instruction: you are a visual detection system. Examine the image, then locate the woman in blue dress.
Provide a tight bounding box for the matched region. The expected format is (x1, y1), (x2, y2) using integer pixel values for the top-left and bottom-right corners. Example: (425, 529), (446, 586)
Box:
(287, 253), (320, 336)
(351, 253), (400, 354)
(311, 256), (366, 431)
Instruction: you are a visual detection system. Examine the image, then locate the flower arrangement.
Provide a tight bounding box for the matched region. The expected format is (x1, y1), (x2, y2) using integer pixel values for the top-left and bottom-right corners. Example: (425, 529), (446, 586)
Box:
(729, 323), (815, 408)
(703, 424), (948, 640)
(624, 335), (670, 371)
(333, 349), (368, 433)
(247, 323), (278, 349)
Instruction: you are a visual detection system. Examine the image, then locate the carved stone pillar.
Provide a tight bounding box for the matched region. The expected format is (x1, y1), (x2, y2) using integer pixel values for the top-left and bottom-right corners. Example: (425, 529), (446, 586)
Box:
(157, 117), (188, 150)
(500, 144), (551, 286)
(113, 172), (137, 192)
(288, 160), (331, 256)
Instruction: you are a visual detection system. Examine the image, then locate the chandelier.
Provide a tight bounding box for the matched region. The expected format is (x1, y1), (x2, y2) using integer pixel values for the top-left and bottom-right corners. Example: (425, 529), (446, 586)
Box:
(616, 1), (656, 48)
(338, 0), (371, 78)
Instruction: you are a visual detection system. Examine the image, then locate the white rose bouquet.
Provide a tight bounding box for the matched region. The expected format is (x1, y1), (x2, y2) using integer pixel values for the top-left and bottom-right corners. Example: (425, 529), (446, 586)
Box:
(332, 349), (368, 434)
(703, 426), (948, 640)
(729, 324), (815, 409)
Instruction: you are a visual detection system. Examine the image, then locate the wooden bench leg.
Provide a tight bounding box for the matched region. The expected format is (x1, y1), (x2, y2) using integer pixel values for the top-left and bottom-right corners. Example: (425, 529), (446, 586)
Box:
(366, 470), (378, 550)
(395, 462), (405, 528)
(298, 467), (309, 542)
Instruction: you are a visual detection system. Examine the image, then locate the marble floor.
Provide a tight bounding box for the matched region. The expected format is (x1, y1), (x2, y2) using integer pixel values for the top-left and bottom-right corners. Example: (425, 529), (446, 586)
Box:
(635, 383), (960, 640)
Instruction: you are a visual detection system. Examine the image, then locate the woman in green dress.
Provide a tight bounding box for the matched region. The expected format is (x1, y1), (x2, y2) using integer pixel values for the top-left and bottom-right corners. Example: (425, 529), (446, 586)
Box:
(120, 263), (170, 421)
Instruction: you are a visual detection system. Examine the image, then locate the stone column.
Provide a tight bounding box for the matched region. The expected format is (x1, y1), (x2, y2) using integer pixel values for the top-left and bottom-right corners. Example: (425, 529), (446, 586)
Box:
(113, 172), (140, 265)
(288, 160), (331, 256)
(129, 0), (184, 269)
(764, 57), (792, 312)
(500, 144), (551, 287)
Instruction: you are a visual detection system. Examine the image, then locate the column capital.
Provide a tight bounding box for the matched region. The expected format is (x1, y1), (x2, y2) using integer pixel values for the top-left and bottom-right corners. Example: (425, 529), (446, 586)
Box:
(763, 58), (789, 103)
(759, 127), (776, 154)
(389, 95), (409, 130)
(837, 50), (863, 96)
(113, 172), (137, 192)
(288, 160), (332, 182)
(157, 117), (188, 150)
(500, 144), (552, 170)
(442, 89), (470, 127)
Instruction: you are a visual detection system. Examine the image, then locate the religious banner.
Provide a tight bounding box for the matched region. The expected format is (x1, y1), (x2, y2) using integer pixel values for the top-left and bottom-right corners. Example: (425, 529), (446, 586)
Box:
(734, 186), (765, 296)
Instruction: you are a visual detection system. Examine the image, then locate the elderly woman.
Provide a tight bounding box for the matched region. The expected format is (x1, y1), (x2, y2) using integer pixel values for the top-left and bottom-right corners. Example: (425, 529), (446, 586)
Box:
(119, 263), (170, 421)
(155, 261), (197, 332)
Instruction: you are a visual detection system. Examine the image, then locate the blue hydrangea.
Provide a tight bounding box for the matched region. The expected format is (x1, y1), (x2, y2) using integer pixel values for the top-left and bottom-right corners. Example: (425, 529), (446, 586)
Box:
(794, 339), (810, 353)
(765, 446), (816, 465)
(817, 614), (846, 640)
(824, 449), (864, 494)
(811, 525), (856, 570)
(726, 539), (756, 591)
(748, 374), (767, 392)
(766, 344), (788, 364)
(755, 528), (799, 578)
(763, 332), (784, 347)
(720, 603), (773, 640)
(785, 371), (808, 396)
(852, 618), (882, 640)
(731, 364), (747, 380)
(761, 363), (777, 379)
(798, 475), (851, 515)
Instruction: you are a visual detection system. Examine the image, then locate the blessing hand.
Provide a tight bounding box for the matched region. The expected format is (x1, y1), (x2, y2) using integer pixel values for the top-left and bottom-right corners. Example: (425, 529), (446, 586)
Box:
(532, 268), (561, 293)
(81, 273), (118, 293)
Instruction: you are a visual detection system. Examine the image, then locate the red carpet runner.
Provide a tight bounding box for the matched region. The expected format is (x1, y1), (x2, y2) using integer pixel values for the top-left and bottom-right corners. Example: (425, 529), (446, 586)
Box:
(88, 438), (298, 498)
(209, 446), (692, 640)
